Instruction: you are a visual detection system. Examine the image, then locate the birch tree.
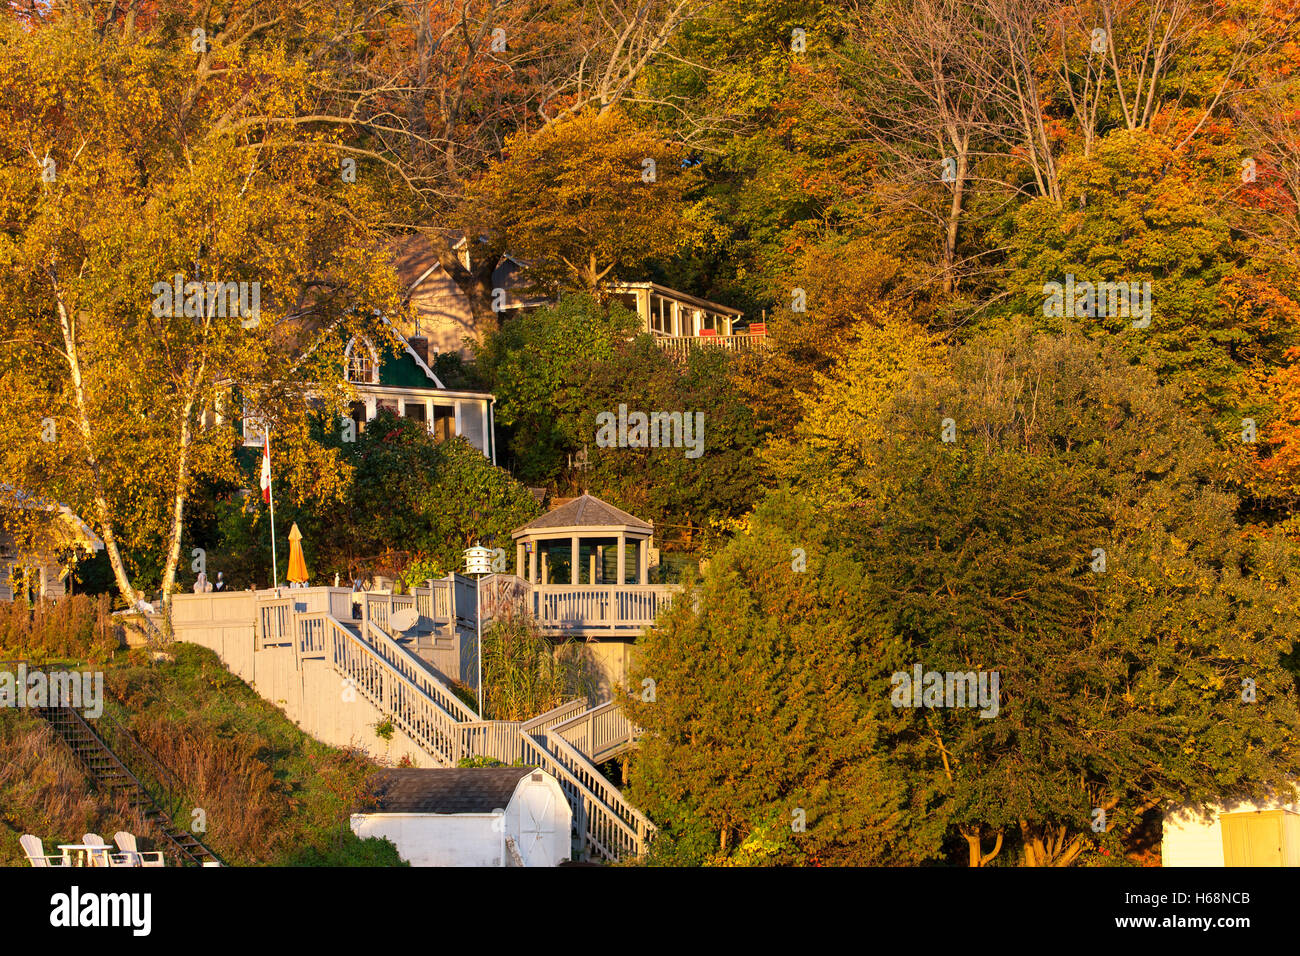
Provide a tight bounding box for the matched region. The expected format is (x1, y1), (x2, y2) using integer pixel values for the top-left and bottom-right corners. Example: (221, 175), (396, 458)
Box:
(0, 7), (397, 636)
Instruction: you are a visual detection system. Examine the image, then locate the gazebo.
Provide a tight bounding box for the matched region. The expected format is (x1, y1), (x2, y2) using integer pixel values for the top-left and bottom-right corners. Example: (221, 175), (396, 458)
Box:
(512, 494), (653, 586)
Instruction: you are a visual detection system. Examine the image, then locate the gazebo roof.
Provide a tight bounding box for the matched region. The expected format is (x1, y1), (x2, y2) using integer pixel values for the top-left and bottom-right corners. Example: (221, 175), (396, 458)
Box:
(512, 493), (652, 537)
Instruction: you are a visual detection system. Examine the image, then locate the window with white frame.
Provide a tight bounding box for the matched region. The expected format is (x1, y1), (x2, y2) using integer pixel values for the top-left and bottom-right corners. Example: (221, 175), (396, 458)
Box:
(344, 337), (379, 384)
(242, 407), (266, 447)
(650, 294), (671, 334)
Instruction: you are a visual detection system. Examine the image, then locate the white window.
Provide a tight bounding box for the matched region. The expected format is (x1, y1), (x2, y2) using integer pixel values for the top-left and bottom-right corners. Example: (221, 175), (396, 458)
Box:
(344, 337), (379, 384)
(242, 407), (266, 447)
(650, 294), (671, 334)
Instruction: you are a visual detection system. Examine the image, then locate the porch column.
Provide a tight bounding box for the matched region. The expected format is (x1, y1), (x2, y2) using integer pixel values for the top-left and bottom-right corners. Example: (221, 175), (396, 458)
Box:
(571, 535), (581, 585)
(516, 542), (525, 579)
(638, 539), (648, 585)
(529, 543), (538, 584)
(617, 533), (626, 586)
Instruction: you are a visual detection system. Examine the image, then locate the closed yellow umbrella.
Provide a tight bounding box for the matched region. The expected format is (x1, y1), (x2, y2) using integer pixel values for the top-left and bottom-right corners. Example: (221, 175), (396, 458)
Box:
(287, 523), (309, 585)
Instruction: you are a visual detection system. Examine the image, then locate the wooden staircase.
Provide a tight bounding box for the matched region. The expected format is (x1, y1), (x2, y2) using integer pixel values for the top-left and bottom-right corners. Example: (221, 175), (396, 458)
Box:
(296, 610), (655, 861)
(39, 704), (221, 866)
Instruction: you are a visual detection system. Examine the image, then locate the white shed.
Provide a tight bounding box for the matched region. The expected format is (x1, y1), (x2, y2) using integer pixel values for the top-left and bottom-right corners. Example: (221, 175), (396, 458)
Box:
(1163, 789), (1300, 866)
(350, 767), (572, 867)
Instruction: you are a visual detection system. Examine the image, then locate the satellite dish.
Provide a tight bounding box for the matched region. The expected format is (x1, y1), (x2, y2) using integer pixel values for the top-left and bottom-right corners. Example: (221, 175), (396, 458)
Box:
(390, 608), (420, 632)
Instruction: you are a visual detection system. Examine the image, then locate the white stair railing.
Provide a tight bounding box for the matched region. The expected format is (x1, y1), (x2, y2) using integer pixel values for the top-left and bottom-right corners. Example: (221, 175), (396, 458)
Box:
(288, 601), (655, 859)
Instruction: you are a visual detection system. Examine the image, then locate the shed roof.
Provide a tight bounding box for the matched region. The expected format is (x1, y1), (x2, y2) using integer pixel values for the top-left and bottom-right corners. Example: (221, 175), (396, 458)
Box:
(369, 767), (538, 814)
(512, 493), (652, 536)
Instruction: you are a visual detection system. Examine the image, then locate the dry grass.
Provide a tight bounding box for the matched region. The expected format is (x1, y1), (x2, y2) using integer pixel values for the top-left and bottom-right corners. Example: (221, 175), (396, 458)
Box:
(0, 712), (157, 866)
(129, 715), (285, 863)
(0, 595), (118, 662)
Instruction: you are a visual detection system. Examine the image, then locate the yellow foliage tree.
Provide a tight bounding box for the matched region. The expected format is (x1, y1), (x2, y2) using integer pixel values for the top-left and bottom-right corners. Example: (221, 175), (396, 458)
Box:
(0, 12), (398, 636)
(456, 108), (697, 293)
(764, 315), (950, 505)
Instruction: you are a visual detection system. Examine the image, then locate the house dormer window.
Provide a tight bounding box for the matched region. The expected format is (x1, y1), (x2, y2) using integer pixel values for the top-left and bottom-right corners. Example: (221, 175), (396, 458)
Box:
(345, 337), (379, 384)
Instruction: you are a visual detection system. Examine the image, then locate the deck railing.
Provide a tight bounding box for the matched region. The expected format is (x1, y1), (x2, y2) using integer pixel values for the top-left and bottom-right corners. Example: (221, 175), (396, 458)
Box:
(174, 587), (656, 859)
(528, 584), (680, 634)
(538, 729), (653, 860)
(521, 698), (591, 737)
(413, 579), (455, 622)
(258, 598), (294, 648)
(653, 331), (769, 363)
(551, 699), (637, 763)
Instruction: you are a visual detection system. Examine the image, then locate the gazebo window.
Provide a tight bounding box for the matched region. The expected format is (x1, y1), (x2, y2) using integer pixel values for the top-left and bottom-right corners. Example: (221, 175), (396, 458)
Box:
(511, 493), (654, 588)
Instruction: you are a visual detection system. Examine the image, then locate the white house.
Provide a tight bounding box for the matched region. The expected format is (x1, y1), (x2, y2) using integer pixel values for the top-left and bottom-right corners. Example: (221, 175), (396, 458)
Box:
(351, 767), (572, 867)
(0, 487), (104, 602)
(1163, 790), (1300, 866)
(238, 314), (498, 462)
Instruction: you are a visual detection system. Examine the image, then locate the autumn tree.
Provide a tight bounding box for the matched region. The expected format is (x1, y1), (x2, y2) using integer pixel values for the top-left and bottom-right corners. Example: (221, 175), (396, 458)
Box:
(630, 327), (1300, 865)
(0, 7), (397, 633)
(456, 109), (698, 294)
(476, 294), (764, 542)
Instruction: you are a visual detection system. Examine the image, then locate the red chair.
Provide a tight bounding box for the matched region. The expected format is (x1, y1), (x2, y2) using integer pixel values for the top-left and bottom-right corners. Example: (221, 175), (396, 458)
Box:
(698, 327), (719, 337)
(748, 322), (767, 336)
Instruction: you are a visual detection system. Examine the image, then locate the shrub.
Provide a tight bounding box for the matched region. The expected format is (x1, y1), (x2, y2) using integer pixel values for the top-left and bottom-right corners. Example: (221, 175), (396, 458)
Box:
(0, 594), (117, 662)
(480, 610), (598, 720)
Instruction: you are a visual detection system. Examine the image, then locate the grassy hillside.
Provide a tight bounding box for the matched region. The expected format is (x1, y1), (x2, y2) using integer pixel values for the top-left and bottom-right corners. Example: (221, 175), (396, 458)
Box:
(0, 604), (404, 866)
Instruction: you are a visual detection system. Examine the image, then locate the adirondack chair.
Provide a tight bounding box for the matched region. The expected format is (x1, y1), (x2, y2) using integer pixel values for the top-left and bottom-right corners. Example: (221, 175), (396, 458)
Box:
(82, 832), (133, 867)
(20, 835), (68, 867)
(113, 831), (165, 867)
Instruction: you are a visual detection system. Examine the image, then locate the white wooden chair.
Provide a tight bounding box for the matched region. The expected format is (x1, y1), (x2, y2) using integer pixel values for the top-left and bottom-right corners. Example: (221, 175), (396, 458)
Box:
(20, 835), (69, 867)
(112, 831), (165, 867)
(82, 832), (134, 867)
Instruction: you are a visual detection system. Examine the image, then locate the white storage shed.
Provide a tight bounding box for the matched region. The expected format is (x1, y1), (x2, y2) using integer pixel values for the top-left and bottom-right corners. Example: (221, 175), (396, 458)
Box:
(350, 766), (572, 867)
(1163, 790), (1300, 866)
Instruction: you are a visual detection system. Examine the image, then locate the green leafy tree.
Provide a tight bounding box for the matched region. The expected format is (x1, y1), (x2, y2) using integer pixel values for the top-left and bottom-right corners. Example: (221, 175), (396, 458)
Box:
(631, 327), (1300, 865)
(205, 412), (539, 587)
(477, 294), (765, 543)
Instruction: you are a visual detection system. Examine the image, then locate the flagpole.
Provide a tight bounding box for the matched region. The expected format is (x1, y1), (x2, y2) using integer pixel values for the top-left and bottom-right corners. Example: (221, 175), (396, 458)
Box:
(267, 428), (278, 590)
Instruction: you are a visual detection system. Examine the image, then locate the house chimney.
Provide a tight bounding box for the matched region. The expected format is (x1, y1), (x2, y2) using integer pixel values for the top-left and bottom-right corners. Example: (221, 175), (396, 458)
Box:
(409, 335), (430, 366)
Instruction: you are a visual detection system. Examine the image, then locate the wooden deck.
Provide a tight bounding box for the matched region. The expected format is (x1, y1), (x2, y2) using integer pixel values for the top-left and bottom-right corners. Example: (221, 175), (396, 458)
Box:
(653, 331), (769, 362)
(166, 585), (657, 860)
